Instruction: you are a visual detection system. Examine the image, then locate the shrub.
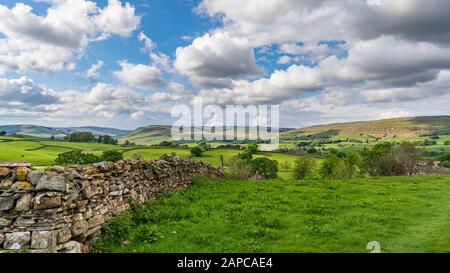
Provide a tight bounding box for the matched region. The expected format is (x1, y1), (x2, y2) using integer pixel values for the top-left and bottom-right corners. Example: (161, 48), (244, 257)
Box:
(293, 156), (317, 179)
(247, 144), (258, 154)
(227, 156), (253, 179)
(238, 149), (254, 161)
(250, 157), (279, 179)
(190, 146), (203, 157)
(360, 142), (420, 176)
(91, 213), (134, 251)
(438, 153), (450, 168)
(320, 152), (359, 179)
(102, 150), (123, 162)
(55, 150), (101, 165)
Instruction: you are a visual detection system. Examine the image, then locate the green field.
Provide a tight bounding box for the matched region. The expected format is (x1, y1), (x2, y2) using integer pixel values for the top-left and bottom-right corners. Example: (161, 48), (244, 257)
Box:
(0, 137), (124, 165)
(93, 175), (450, 253)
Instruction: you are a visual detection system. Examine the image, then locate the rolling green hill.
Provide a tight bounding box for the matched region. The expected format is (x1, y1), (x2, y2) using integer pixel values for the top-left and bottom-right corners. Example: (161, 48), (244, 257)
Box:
(281, 116), (450, 139)
(118, 125), (173, 145)
(0, 124), (130, 138)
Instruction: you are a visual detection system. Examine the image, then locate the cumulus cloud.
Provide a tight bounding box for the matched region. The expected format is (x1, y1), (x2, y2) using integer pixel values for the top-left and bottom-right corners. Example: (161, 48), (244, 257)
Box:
(113, 61), (165, 89)
(0, 0), (140, 73)
(174, 32), (263, 88)
(197, 0), (450, 46)
(138, 31), (156, 53)
(0, 76), (60, 109)
(84, 60), (104, 82)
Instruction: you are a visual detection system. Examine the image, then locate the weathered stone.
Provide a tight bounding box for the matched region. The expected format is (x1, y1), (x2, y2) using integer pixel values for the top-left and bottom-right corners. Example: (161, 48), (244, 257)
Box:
(109, 190), (122, 196)
(0, 157), (224, 252)
(58, 240), (83, 253)
(14, 217), (36, 226)
(83, 206), (93, 219)
(49, 166), (65, 173)
(15, 193), (32, 211)
(0, 178), (13, 190)
(0, 233), (4, 245)
(0, 196), (14, 211)
(83, 166), (100, 176)
(0, 217), (13, 227)
(31, 231), (57, 249)
(28, 169), (45, 185)
(11, 181), (32, 191)
(71, 220), (89, 237)
(0, 167), (11, 178)
(34, 194), (62, 210)
(35, 175), (67, 192)
(88, 215), (104, 228)
(15, 167), (31, 181)
(73, 213), (84, 221)
(81, 186), (97, 199)
(3, 231), (31, 249)
(58, 228), (72, 243)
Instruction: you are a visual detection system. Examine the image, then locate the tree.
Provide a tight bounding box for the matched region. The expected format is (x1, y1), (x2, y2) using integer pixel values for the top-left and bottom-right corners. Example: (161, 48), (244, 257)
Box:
(55, 150), (101, 165)
(250, 157), (279, 179)
(102, 150), (123, 162)
(247, 144), (258, 154)
(320, 152), (359, 179)
(0, 131), (7, 136)
(293, 157), (317, 179)
(65, 131), (96, 143)
(360, 142), (420, 176)
(227, 155), (253, 179)
(238, 149), (254, 161)
(50, 135), (55, 140)
(190, 146), (203, 157)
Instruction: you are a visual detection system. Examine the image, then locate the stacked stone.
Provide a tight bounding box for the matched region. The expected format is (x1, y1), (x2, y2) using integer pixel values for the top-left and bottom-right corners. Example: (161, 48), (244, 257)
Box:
(0, 156), (224, 253)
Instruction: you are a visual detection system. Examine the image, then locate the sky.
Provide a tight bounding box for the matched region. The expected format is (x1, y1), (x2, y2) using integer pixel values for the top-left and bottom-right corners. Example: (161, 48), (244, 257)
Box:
(0, 0), (449, 130)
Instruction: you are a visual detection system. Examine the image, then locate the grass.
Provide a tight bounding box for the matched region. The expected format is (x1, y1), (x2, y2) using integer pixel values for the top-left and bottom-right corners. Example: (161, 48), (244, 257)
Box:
(0, 137), (126, 165)
(94, 175), (450, 253)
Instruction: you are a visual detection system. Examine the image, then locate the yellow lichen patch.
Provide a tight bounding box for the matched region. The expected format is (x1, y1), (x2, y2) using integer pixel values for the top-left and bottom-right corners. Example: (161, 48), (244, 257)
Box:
(18, 181), (32, 190)
(83, 166), (99, 176)
(0, 167), (11, 177)
(15, 167), (30, 181)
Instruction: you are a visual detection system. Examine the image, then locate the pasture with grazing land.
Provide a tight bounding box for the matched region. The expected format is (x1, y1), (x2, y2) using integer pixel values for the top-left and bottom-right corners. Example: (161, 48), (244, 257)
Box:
(93, 175), (450, 253)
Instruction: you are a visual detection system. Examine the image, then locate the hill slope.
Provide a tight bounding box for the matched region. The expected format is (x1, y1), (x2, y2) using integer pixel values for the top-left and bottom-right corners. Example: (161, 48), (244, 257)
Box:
(117, 125), (173, 145)
(281, 116), (450, 139)
(0, 125), (130, 138)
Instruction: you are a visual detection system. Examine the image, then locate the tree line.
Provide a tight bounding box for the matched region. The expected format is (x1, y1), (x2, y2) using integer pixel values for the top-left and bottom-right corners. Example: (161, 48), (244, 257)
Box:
(64, 131), (118, 145)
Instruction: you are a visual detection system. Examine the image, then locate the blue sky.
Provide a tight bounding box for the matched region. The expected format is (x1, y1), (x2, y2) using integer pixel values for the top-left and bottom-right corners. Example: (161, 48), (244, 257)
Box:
(0, 0), (449, 129)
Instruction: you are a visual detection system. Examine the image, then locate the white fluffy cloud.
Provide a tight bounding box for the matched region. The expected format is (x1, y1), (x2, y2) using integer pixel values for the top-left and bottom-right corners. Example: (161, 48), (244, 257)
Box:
(0, 0), (140, 73)
(174, 32), (263, 88)
(84, 60), (104, 82)
(197, 0), (450, 46)
(138, 31), (156, 53)
(0, 76), (59, 112)
(113, 61), (165, 89)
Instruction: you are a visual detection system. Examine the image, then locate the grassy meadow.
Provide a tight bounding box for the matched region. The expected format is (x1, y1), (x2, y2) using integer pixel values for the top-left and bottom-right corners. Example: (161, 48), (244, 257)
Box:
(93, 175), (450, 253)
(1, 116), (450, 253)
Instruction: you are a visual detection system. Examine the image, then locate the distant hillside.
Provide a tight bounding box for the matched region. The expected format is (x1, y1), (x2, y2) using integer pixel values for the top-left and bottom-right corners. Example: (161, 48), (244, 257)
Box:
(118, 125), (172, 145)
(118, 125), (294, 145)
(0, 125), (130, 138)
(120, 116), (450, 145)
(281, 116), (450, 139)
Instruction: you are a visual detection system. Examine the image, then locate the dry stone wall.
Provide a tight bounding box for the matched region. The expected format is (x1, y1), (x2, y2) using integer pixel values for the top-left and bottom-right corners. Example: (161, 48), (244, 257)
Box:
(0, 155), (224, 253)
